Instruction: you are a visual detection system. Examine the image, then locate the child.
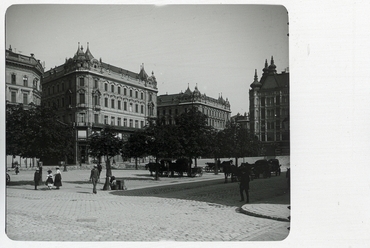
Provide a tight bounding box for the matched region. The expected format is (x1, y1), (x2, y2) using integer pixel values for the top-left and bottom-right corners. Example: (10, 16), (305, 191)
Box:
(45, 170), (54, 190)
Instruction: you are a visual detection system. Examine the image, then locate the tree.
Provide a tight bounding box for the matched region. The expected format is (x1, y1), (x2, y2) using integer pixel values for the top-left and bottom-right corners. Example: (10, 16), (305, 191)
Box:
(175, 108), (214, 169)
(219, 121), (260, 166)
(88, 126), (123, 190)
(6, 104), (74, 165)
(145, 119), (183, 159)
(122, 130), (148, 170)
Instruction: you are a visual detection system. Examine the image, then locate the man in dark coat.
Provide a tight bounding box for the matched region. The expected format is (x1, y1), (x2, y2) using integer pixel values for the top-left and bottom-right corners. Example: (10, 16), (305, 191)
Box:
(34, 168), (41, 190)
(90, 165), (99, 194)
(239, 165), (250, 203)
(97, 163), (102, 177)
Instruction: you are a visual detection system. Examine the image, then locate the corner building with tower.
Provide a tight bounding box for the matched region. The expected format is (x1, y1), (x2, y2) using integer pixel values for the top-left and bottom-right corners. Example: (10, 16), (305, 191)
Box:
(249, 57), (290, 156)
(42, 43), (158, 165)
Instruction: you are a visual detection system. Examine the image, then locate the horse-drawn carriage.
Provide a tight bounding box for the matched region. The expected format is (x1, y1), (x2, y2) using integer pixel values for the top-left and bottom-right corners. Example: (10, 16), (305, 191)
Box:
(252, 159), (281, 179)
(145, 158), (202, 177)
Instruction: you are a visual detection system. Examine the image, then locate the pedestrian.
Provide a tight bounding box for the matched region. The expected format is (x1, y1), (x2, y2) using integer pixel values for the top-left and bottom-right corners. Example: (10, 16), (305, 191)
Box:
(45, 170), (54, 190)
(239, 165), (250, 203)
(15, 164), (19, 175)
(97, 163), (102, 180)
(110, 176), (117, 190)
(90, 165), (99, 194)
(33, 168), (41, 190)
(38, 164), (43, 184)
(54, 167), (62, 190)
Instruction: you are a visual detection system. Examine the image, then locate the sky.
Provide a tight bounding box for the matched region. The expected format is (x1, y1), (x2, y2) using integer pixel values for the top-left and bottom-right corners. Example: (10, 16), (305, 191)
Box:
(5, 4), (288, 116)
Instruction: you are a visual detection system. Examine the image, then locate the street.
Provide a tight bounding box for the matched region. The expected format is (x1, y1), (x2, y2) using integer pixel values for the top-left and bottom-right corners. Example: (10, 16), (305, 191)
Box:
(5, 168), (290, 242)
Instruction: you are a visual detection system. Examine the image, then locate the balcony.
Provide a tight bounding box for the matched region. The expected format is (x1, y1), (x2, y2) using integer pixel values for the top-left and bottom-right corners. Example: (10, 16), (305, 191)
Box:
(76, 103), (87, 109)
(94, 105), (101, 111)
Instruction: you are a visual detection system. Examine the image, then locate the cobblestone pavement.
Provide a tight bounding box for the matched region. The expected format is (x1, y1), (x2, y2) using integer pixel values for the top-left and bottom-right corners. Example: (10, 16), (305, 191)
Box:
(5, 168), (290, 242)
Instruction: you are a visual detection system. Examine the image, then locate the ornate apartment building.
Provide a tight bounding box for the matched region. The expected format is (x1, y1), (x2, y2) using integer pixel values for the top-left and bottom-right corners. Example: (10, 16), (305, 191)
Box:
(249, 57), (290, 156)
(42, 43), (158, 164)
(5, 46), (43, 107)
(157, 85), (231, 130)
(5, 46), (44, 167)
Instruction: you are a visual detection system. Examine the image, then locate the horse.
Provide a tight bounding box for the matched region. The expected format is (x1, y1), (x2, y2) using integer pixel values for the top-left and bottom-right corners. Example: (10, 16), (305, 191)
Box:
(222, 160), (239, 183)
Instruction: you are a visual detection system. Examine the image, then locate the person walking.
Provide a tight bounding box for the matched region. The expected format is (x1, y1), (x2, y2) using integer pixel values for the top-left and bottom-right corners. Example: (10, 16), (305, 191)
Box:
(54, 167), (62, 190)
(239, 165), (250, 203)
(97, 163), (102, 181)
(33, 168), (41, 190)
(45, 170), (54, 190)
(90, 165), (99, 194)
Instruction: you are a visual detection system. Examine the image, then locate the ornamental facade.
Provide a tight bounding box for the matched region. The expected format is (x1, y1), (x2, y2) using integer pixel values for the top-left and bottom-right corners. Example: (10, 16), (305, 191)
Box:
(5, 46), (43, 107)
(42, 43), (158, 165)
(157, 85), (231, 130)
(249, 57), (290, 156)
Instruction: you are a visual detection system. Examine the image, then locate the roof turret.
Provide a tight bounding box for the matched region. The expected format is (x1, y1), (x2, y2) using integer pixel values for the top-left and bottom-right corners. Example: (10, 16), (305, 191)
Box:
(250, 69), (262, 89)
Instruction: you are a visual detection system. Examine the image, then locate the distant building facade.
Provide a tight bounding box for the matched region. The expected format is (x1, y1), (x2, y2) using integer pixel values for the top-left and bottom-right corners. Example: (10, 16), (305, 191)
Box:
(249, 57), (289, 156)
(230, 112), (250, 130)
(5, 46), (43, 107)
(157, 85), (231, 130)
(42, 43), (158, 165)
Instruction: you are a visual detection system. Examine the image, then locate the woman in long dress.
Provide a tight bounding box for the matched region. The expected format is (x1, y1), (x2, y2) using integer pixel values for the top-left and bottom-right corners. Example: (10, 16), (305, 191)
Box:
(54, 167), (62, 190)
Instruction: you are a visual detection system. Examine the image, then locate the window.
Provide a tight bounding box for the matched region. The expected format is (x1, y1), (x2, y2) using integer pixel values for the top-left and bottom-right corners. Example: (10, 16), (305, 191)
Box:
(94, 114), (99, 123)
(105, 98), (108, 107)
(135, 91), (138, 98)
(68, 95), (72, 105)
(94, 95), (99, 106)
(163, 109), (166, 115)
(141, 105), (144, 114)
(61, 97), (65, 107)
(118, 87), (121, 94)
(11, 74), (16, 84)
(79, 78), (84, 87)
(123, 118), (127, 127)
(117, 118), (121, 126)
(78, 113), (85, 123)
(23, 76), (28, 87)
(105, 83), (108, 91)
(94, 79), (98, 88)
(124, 102), (127, 111)
(149, 94), (152, 101)
(118, 100), (121, 110)
(129, 119), (133, 127)
(79, 93), (85, 104)
(135, 104), (138, 113)
(141, 121), (144, 128)
(129, 103), (133, 112)
(141, 92), (144, 99)
(104, 116), (108, 124)
(23, 93), (28, 104)
(111, 99), (115, 109)
(111, 117), (115, 125)
(111, 85), (114, 93)
(135, 120), (138, 128)
(130, 89), (132, 97)
(124, 88), (127, 95)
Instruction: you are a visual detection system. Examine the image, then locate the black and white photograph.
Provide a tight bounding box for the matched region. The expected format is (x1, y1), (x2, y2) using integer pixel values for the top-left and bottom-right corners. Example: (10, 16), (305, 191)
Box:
(2, 1), (370, 248)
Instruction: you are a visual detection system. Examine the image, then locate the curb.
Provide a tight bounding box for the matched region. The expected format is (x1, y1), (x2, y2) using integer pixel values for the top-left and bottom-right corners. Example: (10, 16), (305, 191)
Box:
(238, 206), (290, 222)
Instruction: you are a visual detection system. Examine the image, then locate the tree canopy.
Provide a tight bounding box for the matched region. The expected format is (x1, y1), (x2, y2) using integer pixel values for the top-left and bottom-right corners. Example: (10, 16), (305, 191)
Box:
(6, 104), (74, 162)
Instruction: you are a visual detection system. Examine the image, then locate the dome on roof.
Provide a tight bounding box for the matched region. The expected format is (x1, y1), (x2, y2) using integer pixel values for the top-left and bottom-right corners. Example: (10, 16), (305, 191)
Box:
(250, 69), (262, 89)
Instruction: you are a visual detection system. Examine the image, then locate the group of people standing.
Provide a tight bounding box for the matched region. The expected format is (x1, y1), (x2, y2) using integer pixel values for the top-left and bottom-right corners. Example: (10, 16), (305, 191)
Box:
(33, 166), (62, 190)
